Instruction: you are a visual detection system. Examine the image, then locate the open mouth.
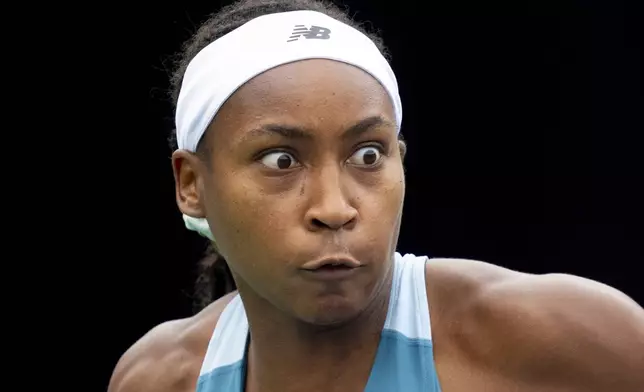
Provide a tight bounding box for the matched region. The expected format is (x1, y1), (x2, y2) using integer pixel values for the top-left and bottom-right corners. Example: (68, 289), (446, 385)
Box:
(301, 258), (363, 280)
(302, 257), (362, 271)
(314, 263), (354, 271)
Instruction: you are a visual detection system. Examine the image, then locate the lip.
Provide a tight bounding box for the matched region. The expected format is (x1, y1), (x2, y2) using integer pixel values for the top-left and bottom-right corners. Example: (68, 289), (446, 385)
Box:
(300, 257), (363, 281)
(301, 257), (362, 271)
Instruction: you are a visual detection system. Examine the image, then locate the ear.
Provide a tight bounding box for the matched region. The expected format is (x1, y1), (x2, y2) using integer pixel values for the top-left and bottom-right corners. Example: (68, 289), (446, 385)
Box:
(171, 150), (207, 218)
(398, 140), (407, 161)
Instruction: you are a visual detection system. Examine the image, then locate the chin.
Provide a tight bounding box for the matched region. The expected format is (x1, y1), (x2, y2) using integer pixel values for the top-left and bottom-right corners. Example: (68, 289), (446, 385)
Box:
(293, 271), (389, 327)
(295, 293), (370, 327)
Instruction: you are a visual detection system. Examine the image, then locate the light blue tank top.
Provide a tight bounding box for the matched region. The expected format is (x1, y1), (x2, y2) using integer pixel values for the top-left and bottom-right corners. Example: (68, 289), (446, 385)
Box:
(195, 253), (443, 392)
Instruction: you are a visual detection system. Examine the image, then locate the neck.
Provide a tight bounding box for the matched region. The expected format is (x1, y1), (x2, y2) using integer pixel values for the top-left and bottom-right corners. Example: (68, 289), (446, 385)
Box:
(238, 269), (393, 392)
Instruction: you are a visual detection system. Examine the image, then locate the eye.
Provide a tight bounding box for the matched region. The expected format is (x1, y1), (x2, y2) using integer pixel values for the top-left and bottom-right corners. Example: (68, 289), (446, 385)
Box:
(260, 151), (300, 170)
(347, 146), (382, 166)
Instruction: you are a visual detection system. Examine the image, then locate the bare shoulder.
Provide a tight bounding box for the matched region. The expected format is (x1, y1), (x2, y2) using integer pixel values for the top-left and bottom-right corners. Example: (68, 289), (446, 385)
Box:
(108, 292), (238, 392)
(424, 258), (518, 308)
(426, 258), (644, 391)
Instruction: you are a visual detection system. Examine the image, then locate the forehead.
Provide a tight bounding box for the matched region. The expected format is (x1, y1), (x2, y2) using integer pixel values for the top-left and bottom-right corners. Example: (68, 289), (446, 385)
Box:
(209, 59), (396, 138)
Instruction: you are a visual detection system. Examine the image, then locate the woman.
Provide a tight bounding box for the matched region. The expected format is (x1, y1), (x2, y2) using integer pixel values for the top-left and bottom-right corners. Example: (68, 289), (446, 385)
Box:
(110, 1), (644, 391)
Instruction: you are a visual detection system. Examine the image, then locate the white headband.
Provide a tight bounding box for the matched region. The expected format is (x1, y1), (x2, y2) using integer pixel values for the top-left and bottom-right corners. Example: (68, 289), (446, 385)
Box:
(175, 10), (403, 240)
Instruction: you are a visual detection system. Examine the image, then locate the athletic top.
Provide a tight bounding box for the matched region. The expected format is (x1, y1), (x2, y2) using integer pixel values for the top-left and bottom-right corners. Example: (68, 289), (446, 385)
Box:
(195, 252), (443, 392)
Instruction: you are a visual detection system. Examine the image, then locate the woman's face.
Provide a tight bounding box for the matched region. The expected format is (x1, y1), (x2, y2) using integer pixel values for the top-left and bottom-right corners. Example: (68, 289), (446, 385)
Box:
(174, 59), (405, 325)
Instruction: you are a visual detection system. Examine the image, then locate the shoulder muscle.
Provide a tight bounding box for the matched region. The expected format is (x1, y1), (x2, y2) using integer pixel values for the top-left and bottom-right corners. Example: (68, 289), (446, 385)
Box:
(470, 273), (644, 391)
(108, 319), (195, 392)
(108, 292), (238, 392)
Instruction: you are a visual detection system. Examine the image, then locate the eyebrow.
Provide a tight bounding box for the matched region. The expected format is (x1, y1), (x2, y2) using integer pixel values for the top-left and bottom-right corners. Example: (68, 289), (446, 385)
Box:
(242, 115), (396, 142)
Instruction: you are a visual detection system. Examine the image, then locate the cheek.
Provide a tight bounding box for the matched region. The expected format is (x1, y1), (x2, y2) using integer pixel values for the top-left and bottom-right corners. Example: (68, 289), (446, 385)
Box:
(208, 177), (294, 259)
(362, 159), (405, 204)
(355, 164), (405, 235)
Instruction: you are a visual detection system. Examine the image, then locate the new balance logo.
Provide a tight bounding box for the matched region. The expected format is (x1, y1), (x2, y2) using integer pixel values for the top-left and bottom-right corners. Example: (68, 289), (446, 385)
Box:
(287, 24), (331, 42)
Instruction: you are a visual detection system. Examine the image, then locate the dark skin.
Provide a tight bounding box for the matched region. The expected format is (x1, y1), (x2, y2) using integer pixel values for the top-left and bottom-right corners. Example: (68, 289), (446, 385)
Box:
(110, 59), (644, 392)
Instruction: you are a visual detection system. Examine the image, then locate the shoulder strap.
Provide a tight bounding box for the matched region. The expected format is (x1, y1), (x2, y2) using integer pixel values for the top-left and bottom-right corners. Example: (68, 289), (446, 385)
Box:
(198, 295), (249, 377)
(383, 253), (432, 341)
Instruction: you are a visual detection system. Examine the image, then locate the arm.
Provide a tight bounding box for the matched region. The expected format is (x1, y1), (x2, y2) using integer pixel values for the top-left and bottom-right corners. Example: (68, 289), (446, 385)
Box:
(107, 320), (199, 392)
(108, 292), (235, 392)
(475, 273), (644, 391)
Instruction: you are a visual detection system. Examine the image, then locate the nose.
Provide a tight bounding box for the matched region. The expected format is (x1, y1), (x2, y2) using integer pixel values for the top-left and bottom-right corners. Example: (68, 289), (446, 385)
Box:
(304, 166), (358, 232)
